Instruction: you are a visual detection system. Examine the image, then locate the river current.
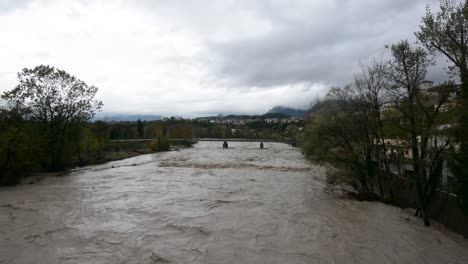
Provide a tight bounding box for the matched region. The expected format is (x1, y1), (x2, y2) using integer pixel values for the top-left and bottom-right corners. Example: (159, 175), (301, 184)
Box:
(1, 142), (468, 263)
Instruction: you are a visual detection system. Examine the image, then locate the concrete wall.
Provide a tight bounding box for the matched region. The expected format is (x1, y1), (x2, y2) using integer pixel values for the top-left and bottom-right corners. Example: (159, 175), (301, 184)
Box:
(380, 176), (468, 238)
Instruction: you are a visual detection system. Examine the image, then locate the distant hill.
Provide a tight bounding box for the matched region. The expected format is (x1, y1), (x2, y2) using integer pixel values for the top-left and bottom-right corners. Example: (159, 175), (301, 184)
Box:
(94, 113), (162, 121)
(260, 112), (291, 119)
(195, 112), (292, 121)
(267, 106), (307, 117)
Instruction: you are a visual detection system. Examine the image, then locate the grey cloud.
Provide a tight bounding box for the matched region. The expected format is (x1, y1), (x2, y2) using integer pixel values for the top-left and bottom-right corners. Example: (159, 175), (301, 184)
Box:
(128, 0), (443, 89)
(0, 0), (448, 115)
(205, 0), (440, 87)
(428, 54), (457, 83)
(0, 0), (30, 13)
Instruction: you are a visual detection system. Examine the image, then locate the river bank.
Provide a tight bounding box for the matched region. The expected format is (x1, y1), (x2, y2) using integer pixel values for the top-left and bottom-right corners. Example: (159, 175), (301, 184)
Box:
(14, 143), (193, 186)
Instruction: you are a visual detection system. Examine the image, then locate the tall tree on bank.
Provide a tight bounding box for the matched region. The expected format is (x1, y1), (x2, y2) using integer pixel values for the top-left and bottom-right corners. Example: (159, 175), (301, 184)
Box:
(416, 0), (468, 213)
(301, 85), (377, 196)
(2, 65), (103, 170)
(387, 40), (454, 226)
(354, 60), (394, 198)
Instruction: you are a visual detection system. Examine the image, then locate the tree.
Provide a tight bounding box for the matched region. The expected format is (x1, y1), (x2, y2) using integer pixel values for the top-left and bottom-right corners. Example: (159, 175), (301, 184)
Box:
(1, 65), (103, 170)
(301, 86), (377, 196)
(416, 0), (468, 213)
(354, 60), (394, 198)
(137, 118), (144, 138)
(417, 0), (468, 87)
(90, 121), (109, 160)
(0, 103), (38, 184)
(387, 40), (454, 226)
(302, 60), (401, 198)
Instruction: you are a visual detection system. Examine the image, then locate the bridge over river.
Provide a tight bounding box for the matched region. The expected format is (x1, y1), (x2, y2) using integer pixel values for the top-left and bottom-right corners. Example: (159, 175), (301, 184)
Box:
(1, 142), (467, 263)
(111, 138), (295, 143)
(110, 138), (298, 147)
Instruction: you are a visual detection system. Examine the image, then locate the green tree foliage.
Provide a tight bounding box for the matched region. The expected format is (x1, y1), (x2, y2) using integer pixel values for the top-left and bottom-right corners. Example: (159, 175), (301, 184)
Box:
(157, 135), (170, 151)
(137, 118), (144, 138)
(0, 105), (40, 184)
(149, 121), (169, 150)
(2, 65), (102, 171)
(77, 121), (109, 163)
(417, 0), (468, 85)
(171, 125), (193, 139)
(416, 0), (468, 213)
(150, 140), (158, 151)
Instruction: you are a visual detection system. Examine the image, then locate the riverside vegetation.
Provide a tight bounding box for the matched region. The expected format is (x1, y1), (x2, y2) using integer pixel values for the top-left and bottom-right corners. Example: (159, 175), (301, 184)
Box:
(300, 0), (468, 226)
(0, 66), (302, 185)
(0, 66), (188, 185)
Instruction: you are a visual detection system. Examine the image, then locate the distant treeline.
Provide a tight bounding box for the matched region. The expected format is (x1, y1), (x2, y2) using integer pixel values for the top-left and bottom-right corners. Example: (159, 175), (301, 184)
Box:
(192, 118), (304, 140)
(102, 114), (305, 141)
(0, 67), (304, 186)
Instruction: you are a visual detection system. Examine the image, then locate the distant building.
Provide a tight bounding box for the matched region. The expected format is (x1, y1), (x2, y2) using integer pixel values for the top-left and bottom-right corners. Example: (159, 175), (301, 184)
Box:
(419, 80), (434, 90)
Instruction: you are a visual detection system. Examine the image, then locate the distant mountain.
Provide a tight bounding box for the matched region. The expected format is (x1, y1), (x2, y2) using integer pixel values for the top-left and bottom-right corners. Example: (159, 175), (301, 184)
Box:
(94, 113), (162, 122)
(267, 106), (307, 117)
(260, 112), (292, 119)
(194, 112), (292, 121)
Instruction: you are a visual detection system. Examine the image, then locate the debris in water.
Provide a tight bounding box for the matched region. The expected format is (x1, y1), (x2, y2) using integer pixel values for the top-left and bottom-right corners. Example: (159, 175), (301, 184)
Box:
(151, 252), (170, 263)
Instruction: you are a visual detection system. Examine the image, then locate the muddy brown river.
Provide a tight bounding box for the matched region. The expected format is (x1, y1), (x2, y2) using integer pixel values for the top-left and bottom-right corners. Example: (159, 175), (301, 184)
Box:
(1, 142), (468, 263)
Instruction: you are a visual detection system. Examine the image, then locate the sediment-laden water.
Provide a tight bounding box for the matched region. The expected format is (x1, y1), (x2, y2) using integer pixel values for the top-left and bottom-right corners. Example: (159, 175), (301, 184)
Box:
(1, 142), (468, 263)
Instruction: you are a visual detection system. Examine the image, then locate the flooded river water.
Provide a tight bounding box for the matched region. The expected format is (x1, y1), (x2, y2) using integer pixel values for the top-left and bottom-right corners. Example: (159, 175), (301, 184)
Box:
(1, 142), (468, 263)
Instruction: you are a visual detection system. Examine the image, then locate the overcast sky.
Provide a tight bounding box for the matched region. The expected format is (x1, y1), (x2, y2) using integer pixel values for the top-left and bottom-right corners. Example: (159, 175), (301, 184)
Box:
(0, 0), (447, 117)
